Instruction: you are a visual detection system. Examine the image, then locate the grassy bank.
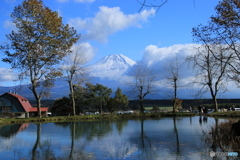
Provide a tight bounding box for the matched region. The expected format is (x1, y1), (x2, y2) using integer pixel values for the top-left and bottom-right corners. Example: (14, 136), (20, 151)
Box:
(0, 112), (197, 126)
(207, 111), (240, 118)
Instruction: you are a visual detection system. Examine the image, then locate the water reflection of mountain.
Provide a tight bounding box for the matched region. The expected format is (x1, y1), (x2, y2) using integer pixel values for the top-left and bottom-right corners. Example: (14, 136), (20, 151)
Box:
(0, 123), (29, 138)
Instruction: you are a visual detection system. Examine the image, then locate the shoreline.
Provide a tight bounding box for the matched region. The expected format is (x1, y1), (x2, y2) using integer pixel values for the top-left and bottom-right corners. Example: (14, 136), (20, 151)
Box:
(0, 112), (196, 125)
(1, 111), (240, 126)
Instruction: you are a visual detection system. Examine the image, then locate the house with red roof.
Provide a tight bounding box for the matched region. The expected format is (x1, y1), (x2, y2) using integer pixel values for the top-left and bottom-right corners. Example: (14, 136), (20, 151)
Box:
(0, 92), (48, 118)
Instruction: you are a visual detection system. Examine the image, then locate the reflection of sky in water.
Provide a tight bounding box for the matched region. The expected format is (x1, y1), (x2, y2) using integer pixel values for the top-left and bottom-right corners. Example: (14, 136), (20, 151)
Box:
(0, 117), (231, 160)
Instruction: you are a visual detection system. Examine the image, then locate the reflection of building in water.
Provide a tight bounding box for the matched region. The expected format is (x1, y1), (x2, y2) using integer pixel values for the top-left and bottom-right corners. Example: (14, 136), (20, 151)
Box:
(95, 139), (137, 159)
(0, 92), (48, 118)
(0, 123), (29, 138)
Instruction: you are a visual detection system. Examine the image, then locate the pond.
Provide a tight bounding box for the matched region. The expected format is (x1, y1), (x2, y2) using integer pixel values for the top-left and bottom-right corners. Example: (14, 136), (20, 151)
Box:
(0, 116), (236, 160)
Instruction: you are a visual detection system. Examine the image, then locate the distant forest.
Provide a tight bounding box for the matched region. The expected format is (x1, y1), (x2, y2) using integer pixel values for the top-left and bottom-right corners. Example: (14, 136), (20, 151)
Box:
(129, 99), (240, 110)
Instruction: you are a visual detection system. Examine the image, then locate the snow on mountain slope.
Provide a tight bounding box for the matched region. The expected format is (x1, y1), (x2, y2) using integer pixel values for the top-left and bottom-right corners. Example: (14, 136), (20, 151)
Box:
(89, 54), (136, 78)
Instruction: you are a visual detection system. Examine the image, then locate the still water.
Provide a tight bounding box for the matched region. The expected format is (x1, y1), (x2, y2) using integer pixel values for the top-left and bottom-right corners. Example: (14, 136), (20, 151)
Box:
(0, 116), (231, 160)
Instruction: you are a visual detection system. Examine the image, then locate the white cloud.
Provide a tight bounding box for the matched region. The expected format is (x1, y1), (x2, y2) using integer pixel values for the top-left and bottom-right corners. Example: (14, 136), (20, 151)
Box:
(61, 42), (96, 70)
(142, 44), (199, 66)
(3, 20), (16, 31)
(69, 6), (155, 43)
(72, 42), (96, 62)
(0, 68), (17, 82)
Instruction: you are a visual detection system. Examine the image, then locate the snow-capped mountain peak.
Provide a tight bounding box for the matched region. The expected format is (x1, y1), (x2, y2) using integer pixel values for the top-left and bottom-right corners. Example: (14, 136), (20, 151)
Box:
(88, 54), (136, 79)
(90, 54), (136, 71)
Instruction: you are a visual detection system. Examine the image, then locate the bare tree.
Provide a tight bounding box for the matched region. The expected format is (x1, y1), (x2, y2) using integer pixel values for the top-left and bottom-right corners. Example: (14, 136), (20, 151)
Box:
(127, 63), (157, 113)
(62, 45), (90, 116)
(187, 44), (230, 112)
(164, 58), (183, 112)
(192, 0), (240, 82)
(137, 0), (168, 12)
(190, 0), (240, 111)
(137, 0), (197, 12)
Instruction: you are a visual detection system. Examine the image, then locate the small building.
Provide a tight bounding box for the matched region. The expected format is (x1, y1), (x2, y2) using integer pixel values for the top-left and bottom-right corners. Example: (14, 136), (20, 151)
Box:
(0, 92), (48, 118)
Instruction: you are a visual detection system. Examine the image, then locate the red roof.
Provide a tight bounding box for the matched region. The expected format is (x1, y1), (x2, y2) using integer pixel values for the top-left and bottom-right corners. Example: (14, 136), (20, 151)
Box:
(29, 107), (48, 112)
(6, 93), (48, 112)
(18, 123), (30, 132)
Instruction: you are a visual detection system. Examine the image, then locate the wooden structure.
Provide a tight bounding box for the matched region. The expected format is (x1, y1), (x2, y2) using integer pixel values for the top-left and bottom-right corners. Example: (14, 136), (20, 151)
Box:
(0, 92), (48, 118)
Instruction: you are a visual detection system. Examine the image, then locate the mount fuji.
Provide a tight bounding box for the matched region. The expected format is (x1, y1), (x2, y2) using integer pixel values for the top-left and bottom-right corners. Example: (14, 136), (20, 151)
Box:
(89, 54), (136, 79)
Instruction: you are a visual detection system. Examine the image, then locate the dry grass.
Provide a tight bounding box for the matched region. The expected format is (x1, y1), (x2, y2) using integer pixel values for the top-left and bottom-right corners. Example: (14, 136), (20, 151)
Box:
(204, 119), (240, 152)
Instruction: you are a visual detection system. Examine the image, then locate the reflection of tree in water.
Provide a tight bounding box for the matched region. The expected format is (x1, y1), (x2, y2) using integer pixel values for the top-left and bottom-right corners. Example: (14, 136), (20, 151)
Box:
(172, 117), (181, 157)
(31, 123), (41, 160)
(10, 122), (96, 160)
(54, 122), (70, 128)
(127, 118), (208, 159)
(127, 120), (158, 160)
(80, 120), (135, 160)
(69, 122), (96, 160)
(73, 121), (113, 140)
(115, 119), (128, 135)
(203, 118), (240, 154)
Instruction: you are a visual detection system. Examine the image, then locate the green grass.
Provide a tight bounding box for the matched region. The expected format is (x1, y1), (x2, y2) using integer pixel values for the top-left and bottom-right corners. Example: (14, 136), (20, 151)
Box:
(207, 111), (240, 117)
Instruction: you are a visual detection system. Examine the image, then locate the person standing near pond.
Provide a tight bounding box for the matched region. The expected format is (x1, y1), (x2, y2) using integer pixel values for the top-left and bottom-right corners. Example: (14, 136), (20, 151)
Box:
(203, 106), (207, 115)
(198, 105), (203, 115)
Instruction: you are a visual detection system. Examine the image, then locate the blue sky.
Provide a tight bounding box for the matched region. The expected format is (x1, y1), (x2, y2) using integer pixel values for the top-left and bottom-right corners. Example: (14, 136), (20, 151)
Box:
(0, 0), (221, 87)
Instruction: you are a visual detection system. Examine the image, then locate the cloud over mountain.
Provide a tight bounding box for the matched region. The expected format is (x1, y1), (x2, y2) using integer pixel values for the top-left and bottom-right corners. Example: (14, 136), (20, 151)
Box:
(142, 44), (198, 67)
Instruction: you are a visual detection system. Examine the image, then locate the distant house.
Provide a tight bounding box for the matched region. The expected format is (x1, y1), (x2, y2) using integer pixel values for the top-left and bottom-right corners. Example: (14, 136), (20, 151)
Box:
(0, 92), (48, 118)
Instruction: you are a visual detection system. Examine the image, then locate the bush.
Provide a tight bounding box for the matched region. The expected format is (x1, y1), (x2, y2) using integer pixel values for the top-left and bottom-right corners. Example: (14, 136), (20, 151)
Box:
(203, 119), (240, 152)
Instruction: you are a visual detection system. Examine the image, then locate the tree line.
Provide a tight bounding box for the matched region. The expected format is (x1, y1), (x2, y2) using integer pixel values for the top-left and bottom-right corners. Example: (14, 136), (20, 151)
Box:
(53, 83), (128, 115)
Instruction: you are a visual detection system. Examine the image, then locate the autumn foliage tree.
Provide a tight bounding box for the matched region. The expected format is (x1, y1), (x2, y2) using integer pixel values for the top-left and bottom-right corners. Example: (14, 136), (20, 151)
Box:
(0, 0), (80, 117)
(210, 0), (240, 82)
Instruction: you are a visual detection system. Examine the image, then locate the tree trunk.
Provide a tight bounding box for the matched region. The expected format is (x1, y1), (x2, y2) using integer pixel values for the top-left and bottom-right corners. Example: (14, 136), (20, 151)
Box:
(37, 98), (41, 118)
(209, 84), (218, 112)
(139, 97), (144, 113)
(213, 95), (218, 112)
(173, 79), (177, 112)
(172, 99), (175, 113)
(69, 81), (76, 116)
(32, 84), (42, 118)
